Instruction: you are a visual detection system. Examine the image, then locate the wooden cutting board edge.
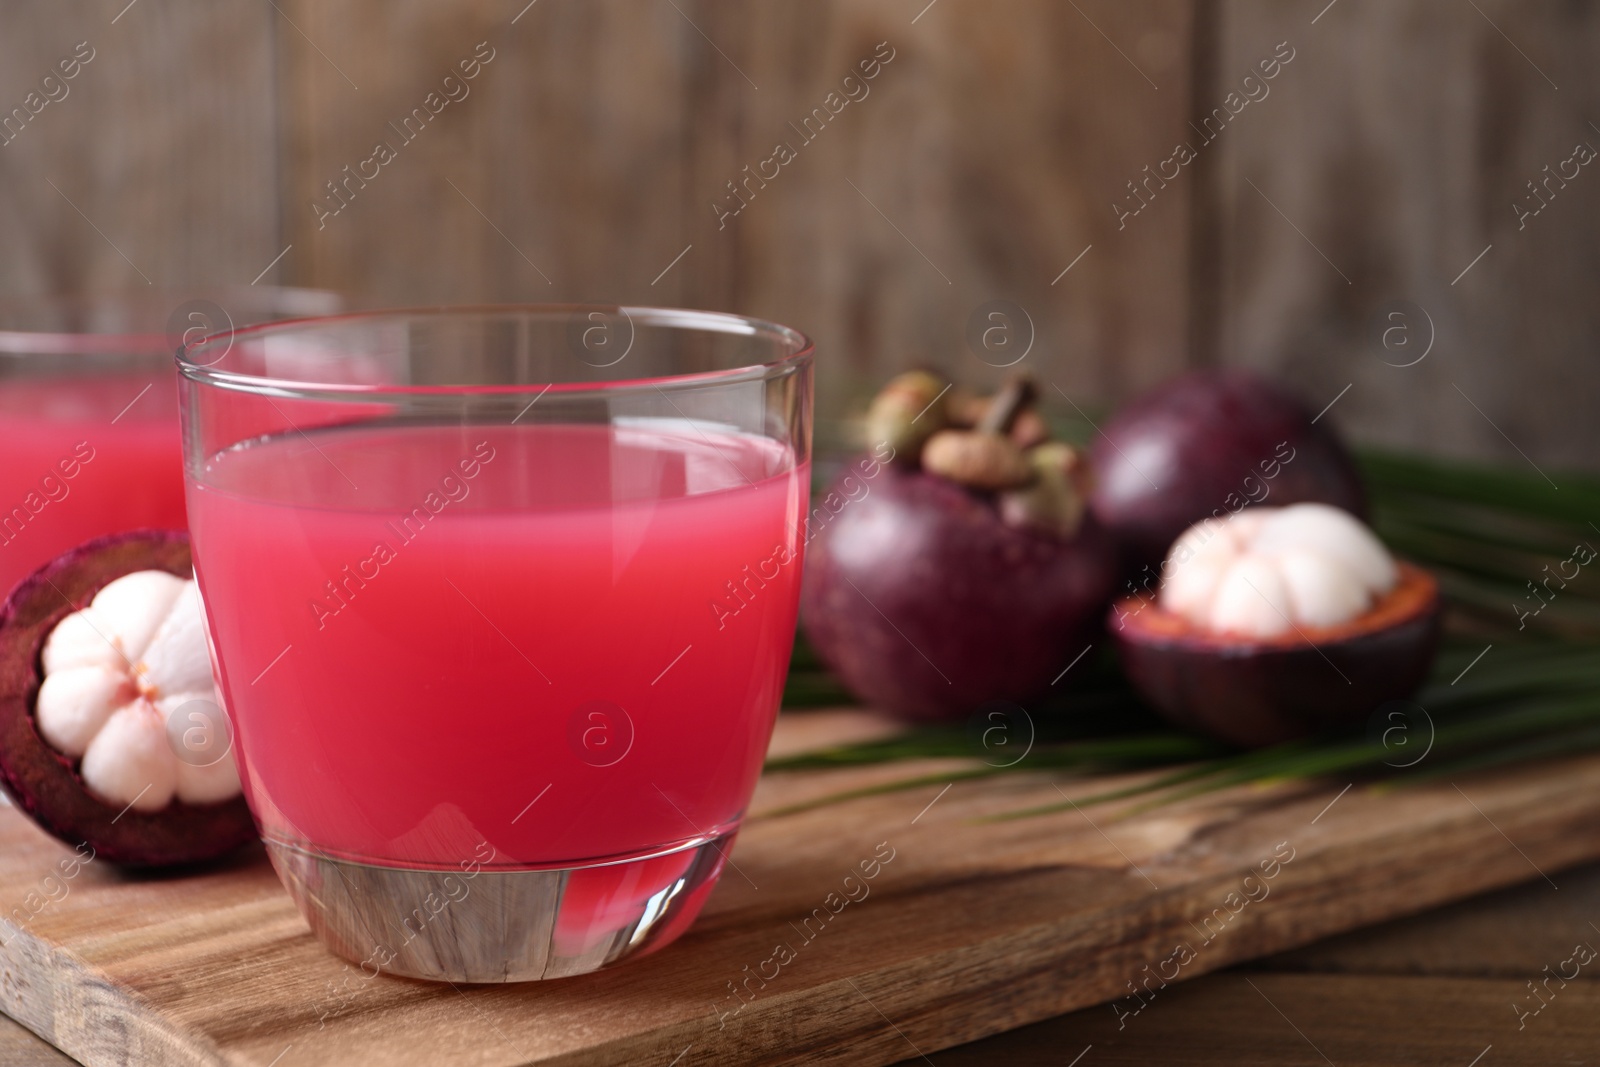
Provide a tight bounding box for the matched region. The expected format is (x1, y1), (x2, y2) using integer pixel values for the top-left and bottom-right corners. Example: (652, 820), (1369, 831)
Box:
(3, 756), (1598, 1067)
(612, 759), (1600, 1067)
(2, 914), (226, 1067)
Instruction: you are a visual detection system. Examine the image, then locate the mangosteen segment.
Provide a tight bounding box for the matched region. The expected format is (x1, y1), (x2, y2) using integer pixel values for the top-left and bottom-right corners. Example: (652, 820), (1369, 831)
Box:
(0, 530), (256, 867)
(1160, 503), (1398, 638)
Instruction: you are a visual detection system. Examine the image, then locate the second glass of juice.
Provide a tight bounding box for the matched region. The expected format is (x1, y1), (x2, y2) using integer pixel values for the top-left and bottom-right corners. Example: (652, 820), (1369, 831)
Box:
(179, 307), (812, 981)
(0, 289), (339, 600)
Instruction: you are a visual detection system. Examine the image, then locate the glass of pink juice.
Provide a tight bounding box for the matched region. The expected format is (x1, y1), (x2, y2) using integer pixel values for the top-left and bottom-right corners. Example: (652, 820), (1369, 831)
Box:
(178, 307), (813, 982)
(0, 290), (340, 601)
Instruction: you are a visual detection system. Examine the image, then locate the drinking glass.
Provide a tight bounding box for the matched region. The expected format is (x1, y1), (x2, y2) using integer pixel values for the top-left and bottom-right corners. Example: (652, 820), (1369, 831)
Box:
(0, 289), (340, 600)
(177, 306), (813, 982)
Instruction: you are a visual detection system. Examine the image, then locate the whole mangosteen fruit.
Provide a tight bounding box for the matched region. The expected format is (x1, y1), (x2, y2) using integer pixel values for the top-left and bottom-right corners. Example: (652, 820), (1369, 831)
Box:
(0, 530), (256, 866)
(1111, 503), (1440, 747)
(802, 374), (1119, 721)
(1090, 369), (1366, 582)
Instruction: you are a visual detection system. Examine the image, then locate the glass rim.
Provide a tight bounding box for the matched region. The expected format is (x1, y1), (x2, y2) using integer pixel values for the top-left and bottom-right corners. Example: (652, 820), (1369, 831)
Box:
(176, 303), (815, 399)
(0, 286), (337, 359)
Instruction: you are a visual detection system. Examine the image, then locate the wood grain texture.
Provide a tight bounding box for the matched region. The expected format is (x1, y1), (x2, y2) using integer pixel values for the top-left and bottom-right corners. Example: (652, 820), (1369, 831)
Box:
(8, 848), (1597, 1064)
(1202, 0), (1600, 472)
(3, 709), (1600, 1067)
(268, 0), (1198, 450)
(690, 0), (1198, 445)
(922, 864), (1600, 1064)
(0, 1015), (73, 1067)
(0, 0), (280, 294)
(4, 0), (1598, 469)
(1268, 862), (1600, 979)
(926, 972), (1600, 1066)
(277, 0), (698, 308)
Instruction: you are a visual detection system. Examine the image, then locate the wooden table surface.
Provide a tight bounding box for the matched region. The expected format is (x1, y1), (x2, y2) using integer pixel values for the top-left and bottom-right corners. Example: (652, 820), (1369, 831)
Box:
(4, 865), (1592, 1066)
(914, 863), (1600, 1067)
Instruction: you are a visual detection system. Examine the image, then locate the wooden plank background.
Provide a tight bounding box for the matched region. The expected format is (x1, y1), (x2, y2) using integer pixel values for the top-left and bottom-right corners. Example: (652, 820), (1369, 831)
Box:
(1, 0), (1596, 468)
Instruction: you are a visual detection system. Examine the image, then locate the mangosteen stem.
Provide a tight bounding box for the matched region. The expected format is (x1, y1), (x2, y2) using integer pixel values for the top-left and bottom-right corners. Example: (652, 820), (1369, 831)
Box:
(977, 375), (1037, 436)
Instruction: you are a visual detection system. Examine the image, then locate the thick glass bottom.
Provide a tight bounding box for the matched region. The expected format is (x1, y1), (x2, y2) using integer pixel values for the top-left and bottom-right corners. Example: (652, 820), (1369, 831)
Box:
(266, 832), (733, 982)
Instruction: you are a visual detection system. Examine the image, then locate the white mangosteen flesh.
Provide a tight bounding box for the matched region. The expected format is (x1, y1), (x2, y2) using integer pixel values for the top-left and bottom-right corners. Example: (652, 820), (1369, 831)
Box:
(1160, 504), (1399, 639)
(34, 572), (240, 810)
(34, 665), (134, 757)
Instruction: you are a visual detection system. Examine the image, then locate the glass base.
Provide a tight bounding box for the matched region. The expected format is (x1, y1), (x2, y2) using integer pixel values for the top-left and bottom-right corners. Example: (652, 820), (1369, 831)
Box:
(266, 833), (732, 982)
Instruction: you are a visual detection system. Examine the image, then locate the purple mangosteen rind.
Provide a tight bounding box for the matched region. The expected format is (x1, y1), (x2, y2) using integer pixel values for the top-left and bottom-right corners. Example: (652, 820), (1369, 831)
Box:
(1090, 370), (1367, 578)
(0, 529), (257, 867)
(802, 460), (1119, 721)
(1111, 562), (1442, 748)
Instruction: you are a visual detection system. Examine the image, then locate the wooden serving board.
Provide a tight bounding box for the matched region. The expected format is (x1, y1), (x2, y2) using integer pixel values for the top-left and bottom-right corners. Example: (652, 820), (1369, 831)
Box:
(2, 707), (1599, 1067)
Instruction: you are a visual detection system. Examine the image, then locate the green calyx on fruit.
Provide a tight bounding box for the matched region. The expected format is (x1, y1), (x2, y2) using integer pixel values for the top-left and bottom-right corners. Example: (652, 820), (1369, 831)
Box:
(866, 370), (950, 463)
(922, 431), (1032, 490)
(865, 371), (1087, 537)
(999, 442), (1089, 538)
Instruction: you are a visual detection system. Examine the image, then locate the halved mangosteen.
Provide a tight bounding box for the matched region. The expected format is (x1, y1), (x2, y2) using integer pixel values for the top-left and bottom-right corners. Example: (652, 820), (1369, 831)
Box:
(1111, 503), (1440, 747)
(0, 530), (256, 866)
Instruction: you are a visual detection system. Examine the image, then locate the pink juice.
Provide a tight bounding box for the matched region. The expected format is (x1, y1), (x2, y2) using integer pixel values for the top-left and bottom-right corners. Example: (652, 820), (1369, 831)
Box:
(187, 421), (808, 870)
(0, 373), (185, 599)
